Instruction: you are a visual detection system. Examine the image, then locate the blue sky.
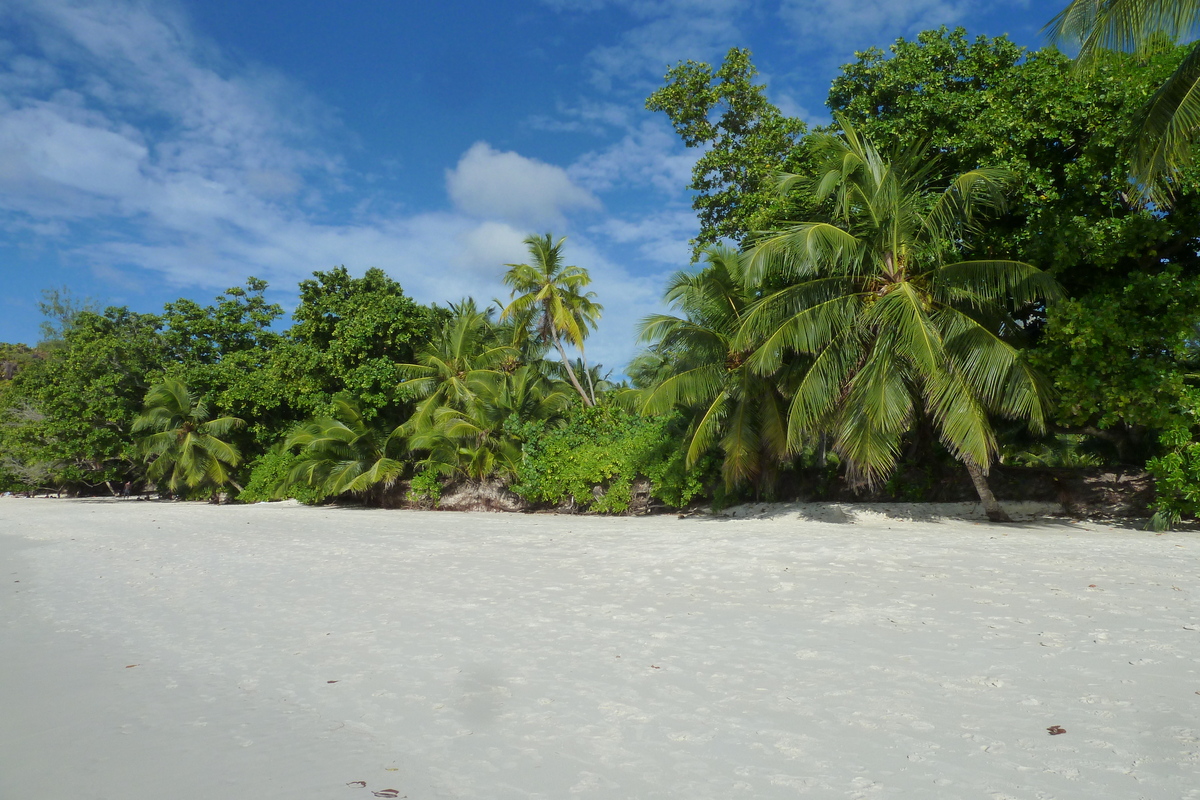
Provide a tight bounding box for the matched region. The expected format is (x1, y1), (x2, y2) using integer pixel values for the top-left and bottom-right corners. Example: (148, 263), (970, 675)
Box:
(0, 0), (1048, 371)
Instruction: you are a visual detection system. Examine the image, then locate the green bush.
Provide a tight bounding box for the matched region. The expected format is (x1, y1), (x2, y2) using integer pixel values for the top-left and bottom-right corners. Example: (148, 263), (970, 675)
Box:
(408, 466), (442, 506)
(238, 447), (329, 505)
(511, 406), (709, 513)
(1146, 420), (1200, 530)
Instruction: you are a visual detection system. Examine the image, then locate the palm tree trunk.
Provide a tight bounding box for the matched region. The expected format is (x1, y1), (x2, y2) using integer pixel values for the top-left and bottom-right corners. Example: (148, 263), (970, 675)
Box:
(964, 459), (1011, 523)
(549, 321), (593, 407)
(580, 351), (597, 405)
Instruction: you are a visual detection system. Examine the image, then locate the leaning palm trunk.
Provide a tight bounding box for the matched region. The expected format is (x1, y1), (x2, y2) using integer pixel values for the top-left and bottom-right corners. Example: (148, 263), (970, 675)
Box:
(581, 352), (598, 405)
(550, 319), (594, 407)
(964, 459), (1012, 523)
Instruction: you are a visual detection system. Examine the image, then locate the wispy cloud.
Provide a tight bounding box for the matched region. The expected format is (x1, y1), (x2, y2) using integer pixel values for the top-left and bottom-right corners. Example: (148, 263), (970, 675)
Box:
(542, 0), (753, 91)
(0, 0), (679, 370)
(569, 120), (698, 194)
(780, 0), (975, 45)
(778, 0), (1033, 58)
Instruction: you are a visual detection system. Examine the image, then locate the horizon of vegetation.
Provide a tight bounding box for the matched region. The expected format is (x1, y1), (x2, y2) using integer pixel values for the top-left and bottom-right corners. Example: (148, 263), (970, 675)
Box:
(5, 10), (1200, 528)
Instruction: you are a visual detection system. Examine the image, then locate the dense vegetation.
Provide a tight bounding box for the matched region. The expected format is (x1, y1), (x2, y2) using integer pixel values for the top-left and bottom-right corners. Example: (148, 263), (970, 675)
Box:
(4, 16), (1200, 525)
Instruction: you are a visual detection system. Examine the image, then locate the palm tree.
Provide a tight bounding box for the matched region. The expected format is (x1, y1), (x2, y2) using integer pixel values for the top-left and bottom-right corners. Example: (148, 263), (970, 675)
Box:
(739, 121), (1063, 521)
(396, 299), (516, 433)
(133, 379), (244, 499)
(501, 234), (603, 407)
(398, 300), (573, 485)
(281, 394), (406, 502)
(409, 364), (571, 481)
(633, 246), (793, 492)
(1048, 0), (1200, 201)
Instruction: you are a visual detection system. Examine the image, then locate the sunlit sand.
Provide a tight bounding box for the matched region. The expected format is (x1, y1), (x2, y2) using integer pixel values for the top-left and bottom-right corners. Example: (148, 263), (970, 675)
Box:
(2, 498), (1197, 798)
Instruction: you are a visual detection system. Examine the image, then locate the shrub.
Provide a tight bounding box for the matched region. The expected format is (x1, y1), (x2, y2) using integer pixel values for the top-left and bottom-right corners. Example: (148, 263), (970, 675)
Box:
(511, 406), (709, 513)
(239, 447), (329, 505)
(1146, 421), (1200, 530)
(408, 466), (442, 506)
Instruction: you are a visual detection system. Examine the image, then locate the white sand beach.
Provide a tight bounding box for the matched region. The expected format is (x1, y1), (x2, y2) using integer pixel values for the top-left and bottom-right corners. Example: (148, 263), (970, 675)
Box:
(1, 498), (1198, 799)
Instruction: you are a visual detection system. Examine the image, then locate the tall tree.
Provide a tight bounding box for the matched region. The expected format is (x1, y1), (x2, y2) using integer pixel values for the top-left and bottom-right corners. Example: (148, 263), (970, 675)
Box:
(133, 379), (244, 499)
(287, 266), (444, 419)
(1048, 0), (1200, 201)
(0, 308), (164, 493)
(501, 235), (602, 407)
(647, 47), (810, 255)
(656, 31), (1200, 461)
(739, 122), (1062, 521)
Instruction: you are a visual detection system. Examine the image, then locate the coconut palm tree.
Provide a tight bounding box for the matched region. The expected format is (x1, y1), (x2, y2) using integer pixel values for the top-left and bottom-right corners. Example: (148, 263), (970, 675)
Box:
(739, 121), (1063, 521)
(633, 245), (793, 492)
(409, 364), (572, 481)
(133, 379), (244, 499)
(1048, 0), (1200, 201)
(281, 394), (406, 502)
(396, 299), (516, 433)
(398, 300), (573, 485)
(501, 234), (603, 407)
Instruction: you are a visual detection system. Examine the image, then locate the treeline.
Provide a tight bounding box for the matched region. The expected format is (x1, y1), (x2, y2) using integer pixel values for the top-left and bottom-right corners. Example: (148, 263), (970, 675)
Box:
(4, 27), (1200, 524)
(0, 246), (706, 513)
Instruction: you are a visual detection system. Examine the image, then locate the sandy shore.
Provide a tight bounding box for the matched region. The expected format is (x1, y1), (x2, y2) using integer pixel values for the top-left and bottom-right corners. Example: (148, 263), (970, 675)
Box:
(1, 498), (1197, 799)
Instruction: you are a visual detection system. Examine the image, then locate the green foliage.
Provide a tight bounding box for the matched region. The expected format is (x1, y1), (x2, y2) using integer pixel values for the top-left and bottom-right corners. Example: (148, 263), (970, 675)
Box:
(279, 394), (406, 503)
(1049, 0), (1200, 202)
(632, 246), (792, 492)
(1002, 434), (1104, 468)
(133, 379), (244, 497)
(1146, 413), (1200, 529)
(161, 278), (283, 368)
(0, 308), (164, 492)
(1033, 268), (1200, 444)
(647, 28), (1200, 513)
(512, 406), (709, 513)
(647, 47), (810, 255)
(829, 28), (1200, 298)
(239, 446), (329, 505)
(289, 267), (443, 419)
(159, 278), (289, 455)
(399, 299), (573, 482)
(739, 121), (1061, 491)
(408, 466), (443, 506)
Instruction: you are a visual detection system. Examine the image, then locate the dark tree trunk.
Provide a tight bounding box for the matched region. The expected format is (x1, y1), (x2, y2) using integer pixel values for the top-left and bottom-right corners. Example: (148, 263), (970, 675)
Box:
(965, 459), (1012, 522)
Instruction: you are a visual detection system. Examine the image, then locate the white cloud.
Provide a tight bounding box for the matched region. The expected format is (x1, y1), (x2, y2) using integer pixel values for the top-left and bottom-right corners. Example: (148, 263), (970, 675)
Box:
(445, 142), (602, 228)
(0, 0), (696, 373)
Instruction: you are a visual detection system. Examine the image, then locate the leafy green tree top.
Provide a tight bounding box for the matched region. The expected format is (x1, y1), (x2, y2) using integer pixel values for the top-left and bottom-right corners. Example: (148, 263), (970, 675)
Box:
(828, 27), (1200, 296)
(2, 307), (164, 490)
(161, 277), (283, 367)
(286, 266), (444, 418)
(647, 47), (810, 255)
